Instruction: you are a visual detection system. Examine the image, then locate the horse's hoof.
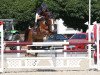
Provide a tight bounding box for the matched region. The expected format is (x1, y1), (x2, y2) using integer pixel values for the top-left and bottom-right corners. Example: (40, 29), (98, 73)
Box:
(35, 53), (38, 57)
(25, 53), (33, 57)
(25, 53), (28, 57)
(25, 55), (33, 57)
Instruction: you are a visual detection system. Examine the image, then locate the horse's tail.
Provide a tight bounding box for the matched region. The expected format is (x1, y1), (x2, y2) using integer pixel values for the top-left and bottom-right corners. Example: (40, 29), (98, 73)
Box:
(24, 29), (30, 41)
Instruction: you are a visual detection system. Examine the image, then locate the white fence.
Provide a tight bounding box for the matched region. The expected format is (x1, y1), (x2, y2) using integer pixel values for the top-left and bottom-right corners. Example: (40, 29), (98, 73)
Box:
(0, 22), (4, 72)
(0, 21), (100, 73)
(5, 41), (90, 72)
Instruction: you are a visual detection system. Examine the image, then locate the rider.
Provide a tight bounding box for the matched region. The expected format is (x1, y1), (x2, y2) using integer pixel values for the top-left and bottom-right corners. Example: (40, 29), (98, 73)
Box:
(35, 2), (53, 29)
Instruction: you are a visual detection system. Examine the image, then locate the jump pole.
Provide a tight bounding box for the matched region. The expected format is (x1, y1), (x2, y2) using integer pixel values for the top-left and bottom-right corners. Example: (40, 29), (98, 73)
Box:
(0, 21), (4, 72)
(16, 40), (20, 57)
(96, 22), (100, 69)
(88, 0), (92, 68)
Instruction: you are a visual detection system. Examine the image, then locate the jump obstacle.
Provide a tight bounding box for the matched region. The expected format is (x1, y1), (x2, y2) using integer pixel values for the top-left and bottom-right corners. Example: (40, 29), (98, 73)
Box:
(0, 21), (100, 72)
(0, 36), (94, 54)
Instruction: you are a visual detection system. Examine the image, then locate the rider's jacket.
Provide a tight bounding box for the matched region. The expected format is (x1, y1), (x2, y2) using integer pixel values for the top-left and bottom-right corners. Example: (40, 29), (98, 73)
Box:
(35, 3), (53, 28)
(36, 7), (52, 20)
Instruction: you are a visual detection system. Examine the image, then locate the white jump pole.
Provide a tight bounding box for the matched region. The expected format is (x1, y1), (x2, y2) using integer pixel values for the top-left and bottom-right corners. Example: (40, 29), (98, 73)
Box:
(17, 40), (20, 57)
(88, 0), (92, 68)
(64, 40), (67, 57)
(0, 21), (4, 72)
(96, 23), (100, 69)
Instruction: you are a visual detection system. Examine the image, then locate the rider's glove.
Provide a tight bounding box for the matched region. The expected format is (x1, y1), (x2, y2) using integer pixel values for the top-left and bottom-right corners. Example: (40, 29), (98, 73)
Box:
(41, 16), (45, 20)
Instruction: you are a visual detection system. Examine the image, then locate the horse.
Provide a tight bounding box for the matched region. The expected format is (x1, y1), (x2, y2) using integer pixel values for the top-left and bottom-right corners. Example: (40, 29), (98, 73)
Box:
(37, 12), (55, 35)
(24, 11), (55, 57)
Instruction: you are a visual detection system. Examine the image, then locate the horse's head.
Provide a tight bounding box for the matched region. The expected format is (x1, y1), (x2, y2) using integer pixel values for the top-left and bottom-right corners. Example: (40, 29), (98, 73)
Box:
(49, 19), (55, 32)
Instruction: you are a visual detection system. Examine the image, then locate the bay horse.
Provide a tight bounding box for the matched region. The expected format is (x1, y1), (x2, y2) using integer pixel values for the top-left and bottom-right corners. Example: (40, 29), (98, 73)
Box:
(24, 12), (55, 57)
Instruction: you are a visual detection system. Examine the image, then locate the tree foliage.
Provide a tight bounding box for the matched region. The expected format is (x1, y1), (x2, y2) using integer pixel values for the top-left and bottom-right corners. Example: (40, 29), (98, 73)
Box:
(0, 0), (37, 21)
(0, 0), (100, 32)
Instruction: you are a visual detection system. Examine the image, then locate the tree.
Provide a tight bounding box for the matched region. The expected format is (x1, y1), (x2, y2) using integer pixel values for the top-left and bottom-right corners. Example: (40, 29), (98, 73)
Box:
(45, 0), (100, 32)
(44, 0), (88, 31)
(0, 0), (40, 31)
(91, 0), (100, 23)
(0, 0), (100, 32)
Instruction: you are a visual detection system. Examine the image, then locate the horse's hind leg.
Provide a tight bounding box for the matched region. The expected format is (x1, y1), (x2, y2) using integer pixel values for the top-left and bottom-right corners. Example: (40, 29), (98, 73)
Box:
(32, 46), (38, 57)
(35, 53), (38, 57)
(25, 46), (35, 57)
